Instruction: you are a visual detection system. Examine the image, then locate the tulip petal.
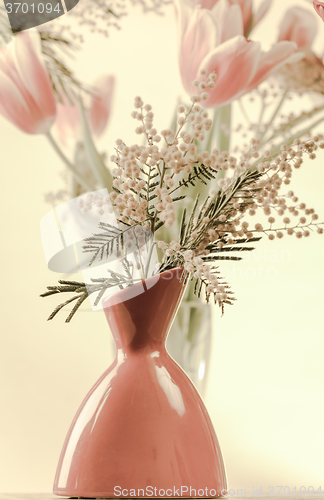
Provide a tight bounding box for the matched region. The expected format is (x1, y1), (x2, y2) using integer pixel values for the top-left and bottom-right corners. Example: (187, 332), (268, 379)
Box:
(222, 4), (244, 41)
(253, 0), (272, 28)
(234, 0), (253, 34)
(174, 0), (193, 41)
(244, 41), (298, 94)
(278, 7), (318, 48)
(89, 75), (115, 137)
(211, 0), (243, 42)
(211, 0), (229, 45)
(0, 68), (39, 133)
(199, 35), (261, 107)
(313, 0), (324, 22)
(54, 94), (82, 147)
(13, 30), (56, 122)
(199, 0), (218, 9)
(179, 7), (218, 93)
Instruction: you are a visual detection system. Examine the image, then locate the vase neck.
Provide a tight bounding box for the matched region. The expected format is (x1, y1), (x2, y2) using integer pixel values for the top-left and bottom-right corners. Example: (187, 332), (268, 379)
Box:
(103, 268), (185, 353)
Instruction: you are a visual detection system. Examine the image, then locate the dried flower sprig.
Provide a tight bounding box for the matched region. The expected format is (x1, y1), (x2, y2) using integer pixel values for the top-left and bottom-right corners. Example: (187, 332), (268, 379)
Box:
(83, 222), (152, 266)
(232, 81), (324, 164)
(42, 80), (324, 320)
(41, 260), (137, 322)
(71, 0), (171, 36)
(39, 30), (87, 101)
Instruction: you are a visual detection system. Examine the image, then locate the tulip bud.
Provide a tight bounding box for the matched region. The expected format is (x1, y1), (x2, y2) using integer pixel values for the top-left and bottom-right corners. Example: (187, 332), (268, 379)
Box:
(54, 75), (115, 146)
(278, 6), (318, 48)
(0, 30), (56, 134)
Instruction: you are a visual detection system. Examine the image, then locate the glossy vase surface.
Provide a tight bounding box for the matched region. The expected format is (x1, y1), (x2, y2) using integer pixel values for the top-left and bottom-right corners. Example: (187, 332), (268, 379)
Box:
(167, 300), (212, 397)
(53, 268), (227, 498)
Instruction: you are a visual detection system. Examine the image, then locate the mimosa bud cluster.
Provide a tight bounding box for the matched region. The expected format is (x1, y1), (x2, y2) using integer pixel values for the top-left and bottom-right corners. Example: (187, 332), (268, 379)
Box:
(158, 132), (323, 302)
(108, 75), (227, 228)
(122, 225), (152, 251)
(70, 0), (170, 38)
(77, 191), (114, 216)
(157, 240), (229, 304)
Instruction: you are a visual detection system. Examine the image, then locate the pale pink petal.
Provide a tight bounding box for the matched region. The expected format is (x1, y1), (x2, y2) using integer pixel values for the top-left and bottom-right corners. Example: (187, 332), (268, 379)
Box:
(54, 94), (82, 146)
(229, 0), (252, 34)
(313, 0), (324, 22)
(240, 0), (253, 34)
(210, 0), (243, 42)
(210, 0), (230, 45)
(13, 30), (56, 122)
(0, 31), (56, 134)
(253, 0), (273, 28)
(278, 7), (317, 48)
(221, 4), (244, 42)
(0, 43), (50, 133)
(174, 0), (195, 44)
(245, 41), (298, 93)
(200, 36), (261, 107)
(0, 68), (40, 133)
(88, 75), (115, 137)
(199, 0), (218, 9)
(179, 7), (218, 93)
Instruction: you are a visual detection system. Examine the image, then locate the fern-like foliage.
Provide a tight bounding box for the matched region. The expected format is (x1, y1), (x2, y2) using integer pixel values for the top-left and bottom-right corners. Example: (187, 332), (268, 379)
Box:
(159, 168), (264, 311)
(83, 222), (126, 266)
(177, 162), (218, 189)
(83, 223), (152, 267)
(40, 261), (137, 322)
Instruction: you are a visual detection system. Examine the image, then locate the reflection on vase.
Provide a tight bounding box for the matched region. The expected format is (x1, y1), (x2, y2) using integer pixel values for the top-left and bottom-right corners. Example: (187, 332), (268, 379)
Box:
(53, 268), (226, 498)
(167, 300), (212, 398)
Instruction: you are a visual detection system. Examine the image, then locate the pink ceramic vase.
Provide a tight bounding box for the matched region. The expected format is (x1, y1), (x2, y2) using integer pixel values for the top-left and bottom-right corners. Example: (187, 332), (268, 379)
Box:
(53, 268), (227, 498)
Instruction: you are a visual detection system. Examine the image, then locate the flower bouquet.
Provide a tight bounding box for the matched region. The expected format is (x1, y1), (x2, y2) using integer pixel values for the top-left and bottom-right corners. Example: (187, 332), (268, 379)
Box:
(1, 0), (324, 495)
(39, 81), (324, 497)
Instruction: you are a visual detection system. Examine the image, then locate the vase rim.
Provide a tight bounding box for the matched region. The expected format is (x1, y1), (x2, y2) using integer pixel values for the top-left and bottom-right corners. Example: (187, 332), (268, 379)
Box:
(102, 267), (184, 309)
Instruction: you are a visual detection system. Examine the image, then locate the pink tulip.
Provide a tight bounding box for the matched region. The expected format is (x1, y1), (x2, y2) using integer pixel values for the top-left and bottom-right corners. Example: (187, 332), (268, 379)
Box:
(54, 75), (115, 146)
(0, 30), (56, 134)
(313, 0), (324, 21)
(252, 0), (273, 31)
(198, 0), (251, 33)
(54, 93), (81, 146)
(229, 0), (252, 35)
(177, 0), (299, 107)
(88, 75), (115, 137)
(278, 7), (318, 48)
(192, 0), (272, 35)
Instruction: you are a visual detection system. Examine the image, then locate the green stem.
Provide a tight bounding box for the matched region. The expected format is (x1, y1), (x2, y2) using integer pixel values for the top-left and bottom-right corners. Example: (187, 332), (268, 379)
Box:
(214, 103), (232, 186)
(144, 241), (156, 279)
(258, 91), (287, 143)
(239, 99), (251, 124)
(46, 132), (95, 193)
(205, 108), (219, 153)
(263, 105), (324, 146)
(79, 99), (113, 192)
(216, 103), (232, 153)
(169, 97), (181, 133)
(251, 113), (324, 171)
(271, 114), (324, 152)
(257, 95), (266, 131)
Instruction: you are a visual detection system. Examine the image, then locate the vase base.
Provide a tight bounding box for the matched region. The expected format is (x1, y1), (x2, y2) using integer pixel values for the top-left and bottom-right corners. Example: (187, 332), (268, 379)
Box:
(54, 491), (225, 499)
(54, 496), (225, 499)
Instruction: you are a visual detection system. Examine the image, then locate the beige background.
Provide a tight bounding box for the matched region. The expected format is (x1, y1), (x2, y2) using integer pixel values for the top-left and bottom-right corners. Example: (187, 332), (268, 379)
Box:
(0, 0), (324, 494)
